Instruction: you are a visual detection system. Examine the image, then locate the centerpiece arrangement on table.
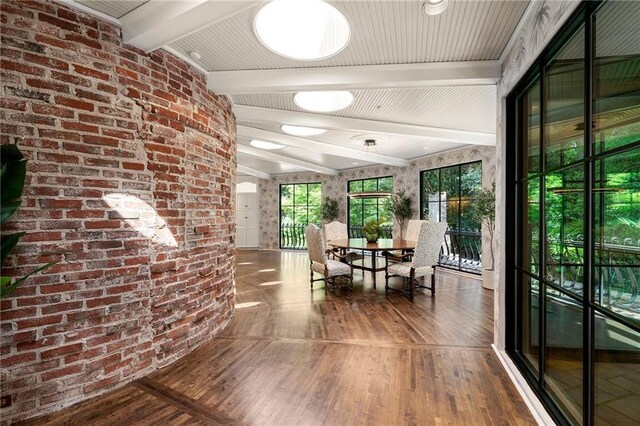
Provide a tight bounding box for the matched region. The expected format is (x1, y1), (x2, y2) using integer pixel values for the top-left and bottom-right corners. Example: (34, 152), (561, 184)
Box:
(362, 219), (383, 243)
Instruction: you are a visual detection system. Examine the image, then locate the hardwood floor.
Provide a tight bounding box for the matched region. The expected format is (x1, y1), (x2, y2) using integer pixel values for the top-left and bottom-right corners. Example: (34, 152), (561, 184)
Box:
(22, 250), (535, 425)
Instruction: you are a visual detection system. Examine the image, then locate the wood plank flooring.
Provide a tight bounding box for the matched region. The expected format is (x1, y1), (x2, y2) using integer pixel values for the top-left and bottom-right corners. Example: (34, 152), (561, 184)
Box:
(22, 250), (535, 425)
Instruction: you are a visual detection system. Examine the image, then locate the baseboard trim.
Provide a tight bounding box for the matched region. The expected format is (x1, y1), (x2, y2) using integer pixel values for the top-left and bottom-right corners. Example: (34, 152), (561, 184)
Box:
(492, 345), (556, 426)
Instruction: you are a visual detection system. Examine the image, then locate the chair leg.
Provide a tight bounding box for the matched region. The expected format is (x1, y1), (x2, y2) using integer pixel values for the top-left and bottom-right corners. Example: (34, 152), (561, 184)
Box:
(309, 263), (314, 290)
(409, 269), (415, 300)
(431, 272), (436, 295)
(384, 258), (389, 295)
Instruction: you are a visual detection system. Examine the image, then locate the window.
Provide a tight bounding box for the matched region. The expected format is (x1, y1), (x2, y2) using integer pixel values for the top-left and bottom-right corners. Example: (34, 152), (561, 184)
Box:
(347, 176), (393, 238)
(507, 2), (640, 424)
(420, 161), (483, 274)
(279, 183), (321, 249)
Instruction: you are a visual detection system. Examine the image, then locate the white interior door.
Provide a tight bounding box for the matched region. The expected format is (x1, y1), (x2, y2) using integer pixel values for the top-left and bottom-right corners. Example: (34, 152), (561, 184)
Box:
(237, 192), (258, 248)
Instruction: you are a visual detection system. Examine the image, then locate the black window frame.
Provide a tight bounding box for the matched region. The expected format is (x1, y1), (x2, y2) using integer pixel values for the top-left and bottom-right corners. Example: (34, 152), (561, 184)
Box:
(347, 176), (393, 238)
(279, 182), (322, 250)
(505, 1), (640, 424)
(419, 160), (483, 274)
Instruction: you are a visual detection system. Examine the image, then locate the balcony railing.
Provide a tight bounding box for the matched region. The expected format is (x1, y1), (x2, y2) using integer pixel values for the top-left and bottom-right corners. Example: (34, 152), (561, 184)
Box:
(440, 230), (482, 274)
(348, 225), (393, 239)
(542, 236), (640, 321)
(280, 223), (315, 250)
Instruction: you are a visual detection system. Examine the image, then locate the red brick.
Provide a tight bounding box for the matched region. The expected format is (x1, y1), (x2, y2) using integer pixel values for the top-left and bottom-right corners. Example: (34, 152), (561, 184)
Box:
(38, 12), (80, 32)
(1, 97), (27, 110)
(1, 59), (45, 76)
(54, 96), (94, 112)
(41, 343), (83, 360)
(72, 64), (109, 81)
(26, 78), (69, 93)
(122, 162), (144, 171)
(0, 352), (37, 368)
(39, 199), (83, 209)
(32, 104), (74, 118)
(84, 220), (121, 229)
(41, 364), (82, 381)
(23, 52), (68, 71)
(51, 70), (92, 87)
(83, 375), (119, 393)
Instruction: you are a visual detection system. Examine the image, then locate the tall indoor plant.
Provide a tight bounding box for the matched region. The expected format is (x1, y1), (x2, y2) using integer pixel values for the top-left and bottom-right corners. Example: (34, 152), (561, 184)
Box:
(320, 196), (339, 223)
(1, 144), (56, 298)
(470, 183), (495, 290)
(385, 190), (413, 240)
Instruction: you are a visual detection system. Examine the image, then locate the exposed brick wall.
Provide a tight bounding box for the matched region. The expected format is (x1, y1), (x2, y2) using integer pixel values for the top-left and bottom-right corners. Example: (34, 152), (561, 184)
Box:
(0, 0), (236, 422)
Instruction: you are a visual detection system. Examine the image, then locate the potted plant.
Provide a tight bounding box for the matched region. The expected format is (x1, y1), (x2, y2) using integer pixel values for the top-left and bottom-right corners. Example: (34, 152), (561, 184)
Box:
(384, 190), (413, 240)
(361, 219), (381, 243)
(470, 183), (495, 290)
(320, 196), (339, 223)
(1, 144), (56, 298)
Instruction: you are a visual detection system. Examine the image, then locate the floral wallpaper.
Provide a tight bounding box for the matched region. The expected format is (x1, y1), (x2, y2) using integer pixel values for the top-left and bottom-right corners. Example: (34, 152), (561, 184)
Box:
(500, 0), (581, 93)
(493, 0), (581, 348)
(258, 145), (496, 251)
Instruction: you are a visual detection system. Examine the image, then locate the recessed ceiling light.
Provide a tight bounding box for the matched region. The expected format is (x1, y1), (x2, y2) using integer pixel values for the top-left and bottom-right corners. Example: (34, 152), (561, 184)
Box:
(189, 51), (202, 60)
(250, 140), (285, 150)
(353, 162), (359, 165)
(281, 125), (327, 137)
(254, 0), (350, 61)
(423, 0), (449, 16)
(294, 91), (354, 112)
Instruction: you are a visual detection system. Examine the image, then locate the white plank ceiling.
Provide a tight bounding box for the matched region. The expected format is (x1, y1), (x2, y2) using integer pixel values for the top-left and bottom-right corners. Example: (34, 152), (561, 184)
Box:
(71, 0), (532, 178)
(76, 0), (147, 19)
(170, 0), (528, 71)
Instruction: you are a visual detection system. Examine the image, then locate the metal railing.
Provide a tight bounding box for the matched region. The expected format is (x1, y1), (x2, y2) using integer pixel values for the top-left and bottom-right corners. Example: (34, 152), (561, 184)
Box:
(543, 236), (640, 319)
(280, 223), (316, 250)
(348, 225), (393, 239)
(439, 230), (482, 274)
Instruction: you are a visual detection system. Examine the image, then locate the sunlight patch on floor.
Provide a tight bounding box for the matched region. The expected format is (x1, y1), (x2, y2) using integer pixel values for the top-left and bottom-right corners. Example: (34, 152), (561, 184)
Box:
(236, 301), (262, 309)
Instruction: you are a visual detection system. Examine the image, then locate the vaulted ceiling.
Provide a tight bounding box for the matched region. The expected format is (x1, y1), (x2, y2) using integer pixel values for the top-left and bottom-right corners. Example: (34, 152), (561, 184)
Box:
(73, 0), (532, 178)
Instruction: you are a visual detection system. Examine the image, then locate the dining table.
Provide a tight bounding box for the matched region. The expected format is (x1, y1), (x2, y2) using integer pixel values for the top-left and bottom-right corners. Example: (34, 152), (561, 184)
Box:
(327, 238), (416, 288)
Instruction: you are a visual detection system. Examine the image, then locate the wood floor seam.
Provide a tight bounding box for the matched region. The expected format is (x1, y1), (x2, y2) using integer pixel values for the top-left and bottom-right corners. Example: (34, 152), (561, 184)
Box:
(215, 334), (493, 351)
(133, 378), (247, 426)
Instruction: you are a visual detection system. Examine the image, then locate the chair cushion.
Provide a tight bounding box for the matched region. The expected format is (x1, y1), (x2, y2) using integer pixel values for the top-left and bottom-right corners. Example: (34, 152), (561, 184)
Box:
(387, 262), (433, 278)
(312, 259), (351, 277)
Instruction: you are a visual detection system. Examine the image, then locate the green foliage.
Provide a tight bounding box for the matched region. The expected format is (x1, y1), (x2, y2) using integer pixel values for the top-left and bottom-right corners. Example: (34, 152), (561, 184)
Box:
(384, 190), (414, 238)
(469, 184), (495, 226)
(320, 197), (339, 221)
(1, 144), (56, 298)
(361, 219), (381, 242)
(469, 183), (496, 269)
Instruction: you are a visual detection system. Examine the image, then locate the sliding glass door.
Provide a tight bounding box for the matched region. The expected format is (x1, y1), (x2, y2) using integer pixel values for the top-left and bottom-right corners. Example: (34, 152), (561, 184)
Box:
(507, 1), (640, 424)
(420, 161), (483, 274)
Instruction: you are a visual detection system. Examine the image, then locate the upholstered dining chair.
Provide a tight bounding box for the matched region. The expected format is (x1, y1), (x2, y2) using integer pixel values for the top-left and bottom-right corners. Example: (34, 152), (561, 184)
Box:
(405, 219), (428, 242)
(306, 224), (353, 292)
(393, 219), (427, 257)
(383, 221), (447, 299)
(324, 220), (364, 262)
